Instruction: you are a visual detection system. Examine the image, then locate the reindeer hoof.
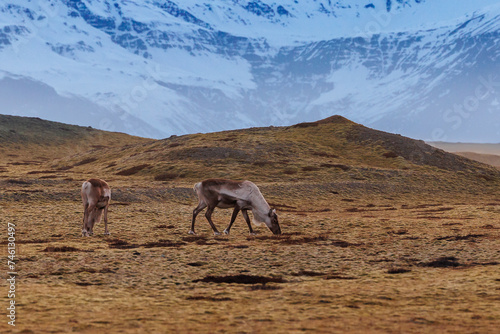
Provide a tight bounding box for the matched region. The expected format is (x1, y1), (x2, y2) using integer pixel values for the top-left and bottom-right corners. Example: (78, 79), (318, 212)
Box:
(104, 232), (110, 236)
(214, 231), (222, 236)
(188, 230), (196, 235)
(223, 229), (230, 235)
(249, 232), (257, 236)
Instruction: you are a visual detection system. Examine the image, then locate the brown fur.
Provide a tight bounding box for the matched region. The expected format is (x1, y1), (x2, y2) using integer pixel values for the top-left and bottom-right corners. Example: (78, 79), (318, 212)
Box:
(201, 178), (243, 190)
(81, 178), (111, 237)
(88, 178), (108, 189)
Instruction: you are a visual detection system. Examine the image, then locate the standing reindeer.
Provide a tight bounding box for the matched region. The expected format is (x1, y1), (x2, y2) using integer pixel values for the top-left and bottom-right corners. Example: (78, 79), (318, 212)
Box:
(190, 179), (281, 235)
(81, 178), (111, 237)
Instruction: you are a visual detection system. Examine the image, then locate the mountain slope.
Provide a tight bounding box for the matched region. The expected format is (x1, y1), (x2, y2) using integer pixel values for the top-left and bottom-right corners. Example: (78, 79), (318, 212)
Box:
(37, 115), (499, 198)
(0, 114), (151, 171)
(0, 1), (499, 141)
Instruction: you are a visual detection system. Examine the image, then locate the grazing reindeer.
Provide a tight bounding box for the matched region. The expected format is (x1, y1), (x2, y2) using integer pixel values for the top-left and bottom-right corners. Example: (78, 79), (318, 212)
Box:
(81, 178), (111, 237)
(190, 179), (281, 236)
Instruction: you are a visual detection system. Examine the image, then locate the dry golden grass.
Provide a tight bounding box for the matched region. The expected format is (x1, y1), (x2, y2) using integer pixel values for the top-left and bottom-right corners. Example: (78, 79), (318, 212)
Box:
(1, 115), (500, 333)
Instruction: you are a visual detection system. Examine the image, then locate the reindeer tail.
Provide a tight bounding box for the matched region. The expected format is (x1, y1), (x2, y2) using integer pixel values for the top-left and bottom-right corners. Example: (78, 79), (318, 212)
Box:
(193, 182), (202, 195)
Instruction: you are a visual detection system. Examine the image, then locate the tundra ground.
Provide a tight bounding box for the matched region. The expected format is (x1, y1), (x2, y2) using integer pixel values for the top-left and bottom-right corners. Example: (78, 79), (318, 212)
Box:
(2, 179), (500, 333)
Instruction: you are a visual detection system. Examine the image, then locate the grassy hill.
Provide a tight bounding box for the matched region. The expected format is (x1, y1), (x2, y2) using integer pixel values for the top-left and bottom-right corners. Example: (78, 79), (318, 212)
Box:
(2, 114), (498, 205)
(0, 114), (150, 157)
(0, 114), (151, 177)
(2, 114), (499, 199)
(39, 114), (500, 199)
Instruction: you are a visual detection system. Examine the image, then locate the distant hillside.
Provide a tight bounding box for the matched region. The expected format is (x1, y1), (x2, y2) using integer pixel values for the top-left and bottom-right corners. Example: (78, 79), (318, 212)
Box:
(0, 114), (151, 160)
(41, 115), (500, 197)
(428, 142), (500, 155)
(454, 152), (500, 169)
(428, 142), (500, 169)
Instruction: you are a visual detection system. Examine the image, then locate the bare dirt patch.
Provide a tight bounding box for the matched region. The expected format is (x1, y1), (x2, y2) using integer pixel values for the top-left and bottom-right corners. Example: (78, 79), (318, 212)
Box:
(42, 246), (82, 252)
(193, 274), (286, 284)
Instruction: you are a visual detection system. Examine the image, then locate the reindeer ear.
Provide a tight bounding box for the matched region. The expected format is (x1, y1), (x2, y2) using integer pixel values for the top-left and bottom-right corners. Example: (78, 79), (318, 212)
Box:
(272, 209), (276, 215)
(268, 209), (273, 217)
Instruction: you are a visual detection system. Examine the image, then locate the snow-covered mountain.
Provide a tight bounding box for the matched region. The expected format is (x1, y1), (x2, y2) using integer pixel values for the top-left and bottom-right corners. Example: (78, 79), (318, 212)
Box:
(0, 0), (499, 141)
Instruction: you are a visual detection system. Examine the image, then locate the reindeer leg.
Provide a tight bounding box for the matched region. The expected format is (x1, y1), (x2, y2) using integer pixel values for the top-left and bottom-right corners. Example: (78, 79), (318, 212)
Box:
(103, 205), (110, 235)
(190, 202), (207, 234)
(91, 207), (105, 236)
(88, 212), (94, 236)
(90, 209), (95, 236)
(242, 210), (256, 235)
(82, 204), (89, 237)
(224, 207), (240, 235)
(86, 205), (97, 236)
(205, 207), (221, 236)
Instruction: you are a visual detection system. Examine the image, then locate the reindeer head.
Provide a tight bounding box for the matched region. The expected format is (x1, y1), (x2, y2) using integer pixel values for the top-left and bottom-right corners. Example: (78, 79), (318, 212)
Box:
(266, 209), (281, 235)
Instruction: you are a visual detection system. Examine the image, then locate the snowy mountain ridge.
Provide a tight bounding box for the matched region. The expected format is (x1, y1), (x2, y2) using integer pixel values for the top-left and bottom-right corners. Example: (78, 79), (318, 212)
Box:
(0, 0), (499, 141)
